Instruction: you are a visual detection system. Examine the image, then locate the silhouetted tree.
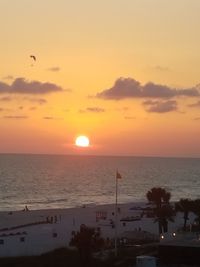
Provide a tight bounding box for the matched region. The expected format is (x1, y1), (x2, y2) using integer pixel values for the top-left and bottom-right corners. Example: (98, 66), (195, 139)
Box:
(155, 204), (174, 233)
(146, 187), (174, 234)
(191, 199), (200, 226)
(147, 187), (171, 208)
(175, 198), (193, 231)
(70, 224), (104, 266)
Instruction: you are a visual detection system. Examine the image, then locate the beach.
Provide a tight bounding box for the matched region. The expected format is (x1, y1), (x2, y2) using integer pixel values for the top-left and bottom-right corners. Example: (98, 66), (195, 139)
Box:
(0, 202), (194, 257)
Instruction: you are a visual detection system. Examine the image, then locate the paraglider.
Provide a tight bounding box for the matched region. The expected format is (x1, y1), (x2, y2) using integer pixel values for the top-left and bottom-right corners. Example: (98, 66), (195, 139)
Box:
(30, 55), (36, 61)
(30, 55), (36, 67)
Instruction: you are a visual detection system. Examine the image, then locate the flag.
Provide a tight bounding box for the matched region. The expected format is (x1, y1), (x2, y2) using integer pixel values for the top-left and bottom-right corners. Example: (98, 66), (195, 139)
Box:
(116, 171), (122, 179)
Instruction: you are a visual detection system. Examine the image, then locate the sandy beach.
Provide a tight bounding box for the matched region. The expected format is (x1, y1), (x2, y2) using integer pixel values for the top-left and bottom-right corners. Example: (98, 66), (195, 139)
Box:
(0, 202), (195, 257)
(0, 202), (192, 233)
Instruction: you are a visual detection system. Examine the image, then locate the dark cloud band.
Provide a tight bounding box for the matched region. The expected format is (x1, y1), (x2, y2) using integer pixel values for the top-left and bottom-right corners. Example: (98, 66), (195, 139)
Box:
(143, 100), (177, 113)
(96, 77), (200, 100)
(0, 78), (63, 94)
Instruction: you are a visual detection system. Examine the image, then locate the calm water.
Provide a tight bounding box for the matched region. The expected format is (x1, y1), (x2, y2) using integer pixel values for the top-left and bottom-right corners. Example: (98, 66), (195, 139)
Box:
(0, 154), (200, 211)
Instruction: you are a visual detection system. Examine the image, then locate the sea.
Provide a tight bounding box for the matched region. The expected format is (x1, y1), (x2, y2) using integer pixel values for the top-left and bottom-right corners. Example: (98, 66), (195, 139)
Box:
(0, 154), (200, 211)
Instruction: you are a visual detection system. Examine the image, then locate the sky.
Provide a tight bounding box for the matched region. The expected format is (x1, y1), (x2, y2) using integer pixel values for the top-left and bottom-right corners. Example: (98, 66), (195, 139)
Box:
(0, 0), (200, 157)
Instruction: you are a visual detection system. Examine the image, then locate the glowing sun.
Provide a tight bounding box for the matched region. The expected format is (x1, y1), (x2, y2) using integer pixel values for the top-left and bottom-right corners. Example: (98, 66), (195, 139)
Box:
(75, 136), (90, 147)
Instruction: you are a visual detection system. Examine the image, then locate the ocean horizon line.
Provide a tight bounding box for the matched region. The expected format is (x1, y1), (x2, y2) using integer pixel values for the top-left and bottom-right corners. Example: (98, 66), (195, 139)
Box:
(0, 152), (200, 160)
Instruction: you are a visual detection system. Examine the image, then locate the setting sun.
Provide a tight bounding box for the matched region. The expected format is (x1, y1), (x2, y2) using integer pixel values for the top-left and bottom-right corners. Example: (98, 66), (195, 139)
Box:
(75, 136), (90, 147)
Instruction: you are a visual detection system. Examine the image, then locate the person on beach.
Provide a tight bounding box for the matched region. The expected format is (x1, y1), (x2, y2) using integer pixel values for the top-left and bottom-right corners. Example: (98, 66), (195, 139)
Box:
(22, 205), (29, 211)
(25, 205), (29, 211)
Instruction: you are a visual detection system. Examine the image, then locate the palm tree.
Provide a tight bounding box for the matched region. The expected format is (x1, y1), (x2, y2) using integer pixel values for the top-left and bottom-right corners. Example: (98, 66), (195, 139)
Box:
(155, 204), (174, 233)
(146, 187), (174, 234)
(175, 198), (193, 231)
(70, 224), (104, 266)
(191, 199), (200, 227)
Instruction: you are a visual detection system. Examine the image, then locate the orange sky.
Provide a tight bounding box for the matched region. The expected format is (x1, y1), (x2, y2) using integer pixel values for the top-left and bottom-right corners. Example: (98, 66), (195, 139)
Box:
(0, 0), (200, 157)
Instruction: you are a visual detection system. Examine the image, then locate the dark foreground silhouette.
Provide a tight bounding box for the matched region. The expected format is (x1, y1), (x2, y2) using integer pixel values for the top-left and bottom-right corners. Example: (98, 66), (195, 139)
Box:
(0, 243), (158, 267)
(0, 248), (107, 267)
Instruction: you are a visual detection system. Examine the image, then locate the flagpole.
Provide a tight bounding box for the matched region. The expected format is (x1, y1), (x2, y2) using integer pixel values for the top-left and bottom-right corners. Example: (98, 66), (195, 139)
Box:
(114, 171), (118, 257)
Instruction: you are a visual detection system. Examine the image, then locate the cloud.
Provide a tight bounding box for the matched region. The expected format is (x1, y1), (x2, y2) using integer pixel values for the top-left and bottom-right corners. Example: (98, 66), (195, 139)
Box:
(96, 77), (200, 100)
(2, 75), (14, 80)
(43, 116), (54, 120)
(188, 100), (200, 107)
(79, 109), (85, 113)
(43, 116), (62, 120)
(97, 78), (141, 99)
(115, 107), (129, 112)
(29, 107), (37, 110)
(143, 100), (177, 113)
(0, 96), (47, 105)
(86, 107), (105, 113)
(0, 96), (12, 101)
(24, 97), (47, 104)
(124, 116), (135, 119)
(194, 117), (200, 120)
(143, 100), (157, 105)
(47, 67), (61, 72)
(79, 107), (105, 113)
(153, 65), (171, 72)
(0, 108), (12, 112)
(3, 115), (28, 119)
(0, 78), (63, 94)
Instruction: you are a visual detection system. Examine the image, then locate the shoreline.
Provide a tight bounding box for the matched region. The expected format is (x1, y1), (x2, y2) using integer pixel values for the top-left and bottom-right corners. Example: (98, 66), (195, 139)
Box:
(0, 199), (181, 213)
(0, 199), (149, 213)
